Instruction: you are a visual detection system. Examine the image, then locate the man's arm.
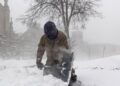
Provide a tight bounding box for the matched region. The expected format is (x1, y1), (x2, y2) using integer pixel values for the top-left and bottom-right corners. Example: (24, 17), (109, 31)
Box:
(37, 36), (45, 65)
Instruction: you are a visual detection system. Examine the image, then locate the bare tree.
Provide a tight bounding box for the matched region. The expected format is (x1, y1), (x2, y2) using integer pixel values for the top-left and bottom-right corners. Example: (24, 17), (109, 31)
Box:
(21, 0), (100, 38)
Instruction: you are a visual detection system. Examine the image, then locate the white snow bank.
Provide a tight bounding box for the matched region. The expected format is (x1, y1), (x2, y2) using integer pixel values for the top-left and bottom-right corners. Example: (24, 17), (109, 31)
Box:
(0, 55), (120, 86)
(74, 55), (120, 70)
(74, 55), (120, 86)
(0, 59), (67, 86)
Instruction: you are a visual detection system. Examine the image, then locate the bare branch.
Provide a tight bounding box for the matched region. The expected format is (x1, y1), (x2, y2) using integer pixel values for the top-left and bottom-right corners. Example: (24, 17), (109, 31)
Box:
(20, 0), (101, 37)
(69, 0), (77, 23)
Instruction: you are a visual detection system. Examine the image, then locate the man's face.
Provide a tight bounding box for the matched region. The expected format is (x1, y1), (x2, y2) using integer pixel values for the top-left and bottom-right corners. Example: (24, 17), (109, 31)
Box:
(45, 28), (58, 40)
(44, 21), (58, 40)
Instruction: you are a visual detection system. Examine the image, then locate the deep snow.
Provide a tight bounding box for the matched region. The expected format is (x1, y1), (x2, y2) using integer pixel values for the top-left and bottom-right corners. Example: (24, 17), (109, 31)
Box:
(0, 55), (120, 86)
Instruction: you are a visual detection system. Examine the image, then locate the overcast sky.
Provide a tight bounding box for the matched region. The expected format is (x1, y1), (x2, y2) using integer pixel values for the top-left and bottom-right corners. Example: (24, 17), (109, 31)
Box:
(84, 0), (120, 45)
(0, 0), (120, 45)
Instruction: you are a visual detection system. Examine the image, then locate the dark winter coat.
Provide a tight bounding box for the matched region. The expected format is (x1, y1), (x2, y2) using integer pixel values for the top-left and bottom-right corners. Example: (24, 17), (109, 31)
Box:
(37, 30), (69, 66)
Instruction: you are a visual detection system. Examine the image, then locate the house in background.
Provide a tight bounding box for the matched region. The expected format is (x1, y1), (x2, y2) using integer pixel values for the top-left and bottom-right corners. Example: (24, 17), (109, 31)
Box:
(0, 0), (14, 37)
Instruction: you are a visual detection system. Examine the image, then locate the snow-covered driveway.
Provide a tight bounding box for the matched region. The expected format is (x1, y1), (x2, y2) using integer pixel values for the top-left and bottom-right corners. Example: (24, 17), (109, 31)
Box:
(0, 55), (120, 86)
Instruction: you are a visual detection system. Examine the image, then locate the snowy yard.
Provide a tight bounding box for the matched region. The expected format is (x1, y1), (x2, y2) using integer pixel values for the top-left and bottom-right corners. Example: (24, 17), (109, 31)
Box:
(0, 55), (120, 86)
(74, 55), (120, 86)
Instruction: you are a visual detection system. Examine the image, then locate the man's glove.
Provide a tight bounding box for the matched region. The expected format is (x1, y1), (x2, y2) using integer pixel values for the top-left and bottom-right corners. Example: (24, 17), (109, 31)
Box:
(36, 61), (44, 69)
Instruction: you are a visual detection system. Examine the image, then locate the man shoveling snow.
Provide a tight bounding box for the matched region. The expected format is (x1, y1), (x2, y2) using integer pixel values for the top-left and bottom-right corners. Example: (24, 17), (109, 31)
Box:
(36, 21), (77, 85)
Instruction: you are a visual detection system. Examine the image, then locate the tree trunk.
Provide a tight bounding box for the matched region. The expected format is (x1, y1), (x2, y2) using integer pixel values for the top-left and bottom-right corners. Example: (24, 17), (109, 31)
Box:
(65, 25), (69, 38)
(64, 22), (72, 49)
(63, 20), (70, 39)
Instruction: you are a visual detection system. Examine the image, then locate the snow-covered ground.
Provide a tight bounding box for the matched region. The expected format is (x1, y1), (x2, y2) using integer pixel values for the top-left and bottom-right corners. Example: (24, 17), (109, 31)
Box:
(74, 55), (120, 86)
(0, 55), (120, 86)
